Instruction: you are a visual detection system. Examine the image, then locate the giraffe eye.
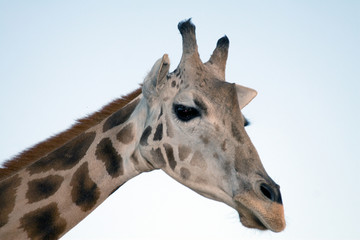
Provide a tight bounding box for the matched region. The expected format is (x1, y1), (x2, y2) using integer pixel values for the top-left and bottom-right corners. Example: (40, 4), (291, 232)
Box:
(173, 104), (200, 122)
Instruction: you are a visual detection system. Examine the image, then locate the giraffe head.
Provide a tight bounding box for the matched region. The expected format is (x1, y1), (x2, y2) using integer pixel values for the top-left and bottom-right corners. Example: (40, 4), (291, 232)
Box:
(139, 20), (285, 232)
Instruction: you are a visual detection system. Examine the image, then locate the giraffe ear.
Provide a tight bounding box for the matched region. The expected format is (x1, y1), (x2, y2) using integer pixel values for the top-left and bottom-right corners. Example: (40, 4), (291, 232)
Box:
(143, 54), (170, 99)
(236, 84), (257, 109)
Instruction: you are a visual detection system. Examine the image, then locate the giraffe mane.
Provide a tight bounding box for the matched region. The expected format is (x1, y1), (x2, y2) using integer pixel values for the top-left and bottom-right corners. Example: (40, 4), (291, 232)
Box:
(0, 87), (142, 180)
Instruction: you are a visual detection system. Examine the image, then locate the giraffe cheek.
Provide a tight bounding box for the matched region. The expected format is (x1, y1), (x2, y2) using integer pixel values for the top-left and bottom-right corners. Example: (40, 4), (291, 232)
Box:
(178, 145), (191, 161)
(153, 123), (163, 141)
(190, 151), (207, 170)
(165, 115), (174, 138)
(163, 143), (177, 170)
(180, 167), (191, 180)
(231, 122), (245, 144)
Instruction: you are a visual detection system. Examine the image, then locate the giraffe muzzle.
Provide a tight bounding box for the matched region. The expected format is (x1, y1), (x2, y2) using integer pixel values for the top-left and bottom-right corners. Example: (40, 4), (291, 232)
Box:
(233, 183), (286, 232)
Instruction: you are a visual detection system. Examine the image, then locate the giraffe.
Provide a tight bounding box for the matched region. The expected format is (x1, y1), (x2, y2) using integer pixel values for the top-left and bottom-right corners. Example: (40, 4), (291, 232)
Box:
(0, 19), (285, 239)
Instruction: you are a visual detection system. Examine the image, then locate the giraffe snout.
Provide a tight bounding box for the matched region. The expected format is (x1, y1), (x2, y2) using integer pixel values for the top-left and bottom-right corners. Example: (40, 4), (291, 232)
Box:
(234, 181), (286, 232)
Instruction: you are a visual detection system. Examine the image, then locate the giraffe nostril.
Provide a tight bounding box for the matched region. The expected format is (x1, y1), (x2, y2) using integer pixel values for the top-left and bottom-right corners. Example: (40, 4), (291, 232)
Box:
(260, 183), (275, 202)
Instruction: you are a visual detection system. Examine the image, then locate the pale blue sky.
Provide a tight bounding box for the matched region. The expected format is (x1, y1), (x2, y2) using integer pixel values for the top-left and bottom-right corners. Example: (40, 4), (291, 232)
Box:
(1, 1), (359, 239)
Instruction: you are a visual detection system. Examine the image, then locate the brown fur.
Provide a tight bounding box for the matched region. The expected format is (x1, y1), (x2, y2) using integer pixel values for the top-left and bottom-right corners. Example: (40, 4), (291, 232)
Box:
(0, 88), (142, 180)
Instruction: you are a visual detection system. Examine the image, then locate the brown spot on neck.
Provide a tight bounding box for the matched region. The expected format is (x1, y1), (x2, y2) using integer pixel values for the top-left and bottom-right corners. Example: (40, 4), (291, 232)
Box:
(26, 175), (64, 203)
(70, 162), (100, 212)
(103, 98), (140, 132)
(20, 202), (66, 240)
(0, 174), (21, 227)
(27, 131), (96, 174)
(95, 138), (124, 178)
(116, 123), (134, 144)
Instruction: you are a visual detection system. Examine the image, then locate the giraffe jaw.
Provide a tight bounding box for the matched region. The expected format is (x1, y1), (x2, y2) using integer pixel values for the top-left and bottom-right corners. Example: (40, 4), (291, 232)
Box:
(234, 192), (286, 232)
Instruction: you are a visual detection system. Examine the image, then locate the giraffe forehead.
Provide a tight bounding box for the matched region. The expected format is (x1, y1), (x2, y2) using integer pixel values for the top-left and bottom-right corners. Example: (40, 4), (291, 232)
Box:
(172, 75), (240, 115)
(196, 80), (239, 112)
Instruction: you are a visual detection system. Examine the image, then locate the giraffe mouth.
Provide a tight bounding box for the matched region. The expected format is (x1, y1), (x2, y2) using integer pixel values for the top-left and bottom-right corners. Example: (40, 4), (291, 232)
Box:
(236, 203), (267, 230)
(234, 192), (286, 232)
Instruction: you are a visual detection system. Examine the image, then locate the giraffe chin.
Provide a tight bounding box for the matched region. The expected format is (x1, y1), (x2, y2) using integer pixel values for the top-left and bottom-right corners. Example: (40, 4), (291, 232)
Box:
(234, 192), (286, 232)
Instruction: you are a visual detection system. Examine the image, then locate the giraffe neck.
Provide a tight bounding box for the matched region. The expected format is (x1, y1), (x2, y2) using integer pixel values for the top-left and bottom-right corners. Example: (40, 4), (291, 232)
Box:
(0, 94), (154, 240)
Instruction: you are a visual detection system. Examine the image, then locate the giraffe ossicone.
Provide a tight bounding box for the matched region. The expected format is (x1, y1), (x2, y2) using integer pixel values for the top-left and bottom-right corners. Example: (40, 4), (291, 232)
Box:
(0, 19), (285, 239)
